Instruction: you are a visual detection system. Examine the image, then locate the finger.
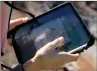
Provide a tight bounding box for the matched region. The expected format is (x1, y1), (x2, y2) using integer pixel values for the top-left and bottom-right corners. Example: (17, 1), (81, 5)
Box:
(7, 38), (12, 46)
(58, 52), (79, 62)
(9, 17), (29, 31)
(41, 37), (64, 53)
(39, 52), (79, 70)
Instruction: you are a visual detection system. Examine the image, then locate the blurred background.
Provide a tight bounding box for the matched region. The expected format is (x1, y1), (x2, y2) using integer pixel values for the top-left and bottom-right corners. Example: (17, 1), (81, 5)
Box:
(1, 1), (97, 71)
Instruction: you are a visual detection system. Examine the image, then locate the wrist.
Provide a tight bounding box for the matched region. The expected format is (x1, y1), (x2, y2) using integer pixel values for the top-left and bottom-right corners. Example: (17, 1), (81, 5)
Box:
(23, 57), (40, 71)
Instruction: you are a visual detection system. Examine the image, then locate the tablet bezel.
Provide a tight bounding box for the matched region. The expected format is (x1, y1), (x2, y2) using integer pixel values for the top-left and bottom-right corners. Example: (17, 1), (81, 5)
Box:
(8, 2), (94, 63)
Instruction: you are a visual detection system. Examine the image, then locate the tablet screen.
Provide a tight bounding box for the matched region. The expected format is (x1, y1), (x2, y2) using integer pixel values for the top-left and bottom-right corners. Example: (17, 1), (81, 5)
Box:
(14, 3), (90, 62)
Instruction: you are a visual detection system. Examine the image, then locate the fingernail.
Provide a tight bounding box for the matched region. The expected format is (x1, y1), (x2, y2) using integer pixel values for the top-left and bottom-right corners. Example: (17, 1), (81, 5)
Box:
(59, 37), (64, 40)
(22, 17), (29, 21)
(58, 37), (64, 45)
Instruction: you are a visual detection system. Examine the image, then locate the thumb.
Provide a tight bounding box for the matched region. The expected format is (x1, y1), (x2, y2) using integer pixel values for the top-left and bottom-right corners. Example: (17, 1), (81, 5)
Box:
(58, 52), (79, 63)
(9, 17), (29, 31)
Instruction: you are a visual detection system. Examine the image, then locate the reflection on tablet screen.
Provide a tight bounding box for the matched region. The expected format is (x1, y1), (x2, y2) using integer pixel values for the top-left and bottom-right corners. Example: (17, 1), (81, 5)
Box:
(31, 18), (71, 50)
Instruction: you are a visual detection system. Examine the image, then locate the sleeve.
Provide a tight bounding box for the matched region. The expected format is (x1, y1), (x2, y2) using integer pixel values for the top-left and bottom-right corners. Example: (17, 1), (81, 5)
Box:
(9, 64), (24, 71)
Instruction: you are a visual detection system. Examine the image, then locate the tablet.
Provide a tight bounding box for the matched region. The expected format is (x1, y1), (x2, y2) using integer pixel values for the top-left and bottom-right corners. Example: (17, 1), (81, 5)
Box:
(10, 2), (92, 63)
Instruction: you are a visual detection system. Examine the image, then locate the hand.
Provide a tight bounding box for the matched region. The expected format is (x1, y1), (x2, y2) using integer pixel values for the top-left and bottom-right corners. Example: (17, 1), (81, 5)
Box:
(24, 37), (79, 71)
(9, 17), (29, 31)
(7, 18), (79, 71)
(8, 17), (29, 46)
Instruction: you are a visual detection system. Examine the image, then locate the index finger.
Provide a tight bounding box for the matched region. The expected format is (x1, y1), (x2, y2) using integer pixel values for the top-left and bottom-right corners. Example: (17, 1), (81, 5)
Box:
(40, 37), (64, 53)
